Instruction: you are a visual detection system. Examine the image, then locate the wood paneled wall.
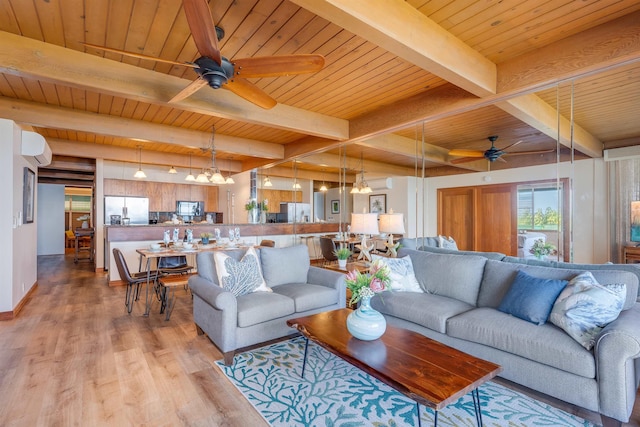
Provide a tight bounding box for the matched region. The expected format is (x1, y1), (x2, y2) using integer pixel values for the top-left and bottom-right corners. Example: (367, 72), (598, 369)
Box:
(104, 179), (218, 212)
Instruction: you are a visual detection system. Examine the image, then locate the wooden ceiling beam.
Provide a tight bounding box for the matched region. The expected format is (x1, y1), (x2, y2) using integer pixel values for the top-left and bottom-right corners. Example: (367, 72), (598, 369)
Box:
(290, 0), (496, 96)
(0, 30), (348, 140)
(289, 0), (604, 162)
(0, 97), (282, 160)
(47, 139), (243, 172)
(354, 134), (451, 165)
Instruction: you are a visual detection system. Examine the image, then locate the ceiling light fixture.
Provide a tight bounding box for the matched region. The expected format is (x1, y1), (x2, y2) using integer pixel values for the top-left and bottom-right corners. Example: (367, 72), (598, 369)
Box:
(168, 166), (177, 174)
(293, 180), (302, 189)
(185, 154), (196, 181)
(350, 153), (371, 194)
(204, 126), (227, 184)
(263, 176), (273, 187)
(319, 170), (328, 192)
(133, 146), (147, 179)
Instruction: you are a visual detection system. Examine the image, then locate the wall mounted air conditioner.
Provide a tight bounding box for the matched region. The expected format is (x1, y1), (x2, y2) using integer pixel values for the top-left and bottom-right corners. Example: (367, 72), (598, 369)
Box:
(604, 146), (640, 161)
(21, 131), (52, 166)
(368, 177), (393, 190)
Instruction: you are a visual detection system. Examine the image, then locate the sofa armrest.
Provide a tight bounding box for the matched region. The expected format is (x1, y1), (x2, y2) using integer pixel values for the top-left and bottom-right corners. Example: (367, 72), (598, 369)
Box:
(594, 304), (640, 422)
(307, 266), (347, 307)
(188, 275), (237, 312)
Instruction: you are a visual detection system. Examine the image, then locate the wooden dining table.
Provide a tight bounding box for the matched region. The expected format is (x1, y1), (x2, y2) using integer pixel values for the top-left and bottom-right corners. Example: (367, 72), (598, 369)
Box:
(135, 243), (253, 316)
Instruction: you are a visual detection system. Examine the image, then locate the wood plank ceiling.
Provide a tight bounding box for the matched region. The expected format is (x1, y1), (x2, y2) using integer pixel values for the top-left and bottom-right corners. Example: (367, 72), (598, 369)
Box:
(0, 0), (638, 181)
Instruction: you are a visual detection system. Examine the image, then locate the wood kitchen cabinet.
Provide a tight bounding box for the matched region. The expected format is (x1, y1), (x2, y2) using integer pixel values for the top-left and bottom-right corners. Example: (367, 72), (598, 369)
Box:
(104, 179), (219, 213)
(260, 189), (302, 213)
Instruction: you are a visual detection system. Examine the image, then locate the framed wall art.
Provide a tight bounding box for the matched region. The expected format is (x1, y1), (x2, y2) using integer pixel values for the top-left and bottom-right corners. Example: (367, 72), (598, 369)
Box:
(369, 194), (386, 214)
(331, 200), (340, 214)
(23, 167), (35, 224)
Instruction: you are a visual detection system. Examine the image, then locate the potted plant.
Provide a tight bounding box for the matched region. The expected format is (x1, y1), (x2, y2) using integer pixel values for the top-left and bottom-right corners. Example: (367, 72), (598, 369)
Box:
(200, 232), (213, 245)
(529, 239), (557, 260)
(245, 199), (258, 223)
(333, 247), (352, 269)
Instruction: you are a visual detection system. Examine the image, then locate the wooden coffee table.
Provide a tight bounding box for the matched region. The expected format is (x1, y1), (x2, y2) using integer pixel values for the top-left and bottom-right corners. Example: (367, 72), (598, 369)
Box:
(287, 309), (502, 426)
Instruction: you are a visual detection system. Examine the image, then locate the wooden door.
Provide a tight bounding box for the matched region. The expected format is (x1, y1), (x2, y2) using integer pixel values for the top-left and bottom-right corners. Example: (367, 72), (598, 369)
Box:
(437, 187), (474, 251)
(476, 185), (517, 255)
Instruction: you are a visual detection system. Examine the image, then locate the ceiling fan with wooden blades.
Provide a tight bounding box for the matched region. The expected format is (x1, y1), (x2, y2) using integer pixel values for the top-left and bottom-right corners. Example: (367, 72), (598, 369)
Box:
(84, 0), (325, 109)
(448, 135), (555, 164)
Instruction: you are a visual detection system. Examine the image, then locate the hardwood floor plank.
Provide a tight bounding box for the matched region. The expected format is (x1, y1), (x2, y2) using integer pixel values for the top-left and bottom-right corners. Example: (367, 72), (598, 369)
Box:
(0, 253), (636, 426)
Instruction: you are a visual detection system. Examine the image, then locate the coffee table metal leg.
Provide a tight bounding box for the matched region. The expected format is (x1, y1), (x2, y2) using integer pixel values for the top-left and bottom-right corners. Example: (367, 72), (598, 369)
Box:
(416, 403), (422, 427)
(472, 388), (483, 426)
(301, 338), (309, 378)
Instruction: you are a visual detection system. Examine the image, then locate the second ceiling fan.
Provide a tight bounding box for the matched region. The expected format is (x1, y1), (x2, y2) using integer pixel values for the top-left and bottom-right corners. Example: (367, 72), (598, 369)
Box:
(85, 0), (325, 109)
(448, 136), (555, 164)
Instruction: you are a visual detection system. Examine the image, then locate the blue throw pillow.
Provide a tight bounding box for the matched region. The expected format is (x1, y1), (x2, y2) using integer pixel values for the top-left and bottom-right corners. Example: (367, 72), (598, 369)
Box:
(498, 270), (568, 325)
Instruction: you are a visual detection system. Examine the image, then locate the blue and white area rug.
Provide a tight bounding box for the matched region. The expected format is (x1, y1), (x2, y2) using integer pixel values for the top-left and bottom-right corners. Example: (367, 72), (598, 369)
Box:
(215, 337), (597, 427)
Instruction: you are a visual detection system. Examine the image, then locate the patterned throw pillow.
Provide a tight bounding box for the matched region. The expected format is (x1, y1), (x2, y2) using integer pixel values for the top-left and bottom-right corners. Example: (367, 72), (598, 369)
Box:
(214, 247), (271, 297)
(549, 271), (626, 350)
(372, 254), (422, 292)
(438, 235), (458, 250)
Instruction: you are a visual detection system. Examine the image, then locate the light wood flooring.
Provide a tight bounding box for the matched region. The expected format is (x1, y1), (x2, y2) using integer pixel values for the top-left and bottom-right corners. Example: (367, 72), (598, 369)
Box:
(0, 253), (637, 426)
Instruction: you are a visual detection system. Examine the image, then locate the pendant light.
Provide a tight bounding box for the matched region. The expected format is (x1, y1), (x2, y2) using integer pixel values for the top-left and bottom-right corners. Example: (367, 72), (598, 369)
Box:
(133, 146), (146, 179)
(206, 125), (226, 184)
(185, 154), (196, 181)
(350, 153), (371, 194)
(319, 169), (328, 192)
(263, 176), (273, 187)
(168, 166), (177, 174)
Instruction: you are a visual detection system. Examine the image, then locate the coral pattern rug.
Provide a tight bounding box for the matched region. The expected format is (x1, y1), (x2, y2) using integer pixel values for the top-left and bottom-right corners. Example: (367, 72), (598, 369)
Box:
(216, 337), (596, 426)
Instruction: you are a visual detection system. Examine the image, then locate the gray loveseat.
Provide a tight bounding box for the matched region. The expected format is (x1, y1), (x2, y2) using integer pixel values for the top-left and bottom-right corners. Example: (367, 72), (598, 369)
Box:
(189, 244), (346, 365)
(372, 247), (640, 426)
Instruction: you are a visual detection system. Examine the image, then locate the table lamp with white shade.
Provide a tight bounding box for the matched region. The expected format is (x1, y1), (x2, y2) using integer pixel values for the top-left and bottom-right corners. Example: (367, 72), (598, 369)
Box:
(350, 212), (379, 262)
(378, 210), (405, 257)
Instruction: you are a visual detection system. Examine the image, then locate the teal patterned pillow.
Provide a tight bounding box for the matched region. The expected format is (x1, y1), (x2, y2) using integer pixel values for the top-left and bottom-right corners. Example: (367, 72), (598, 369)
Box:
(549, 271), (626, 350)
(214, 247), (271, 296)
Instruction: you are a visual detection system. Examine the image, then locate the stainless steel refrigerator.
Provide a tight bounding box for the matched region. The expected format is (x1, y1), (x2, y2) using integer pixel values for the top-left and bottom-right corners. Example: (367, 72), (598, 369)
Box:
(104, 196), (149, 225)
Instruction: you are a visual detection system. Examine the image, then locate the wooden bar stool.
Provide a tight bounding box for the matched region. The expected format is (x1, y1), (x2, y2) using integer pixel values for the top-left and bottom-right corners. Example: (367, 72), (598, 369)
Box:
(157, 273), (194, 320)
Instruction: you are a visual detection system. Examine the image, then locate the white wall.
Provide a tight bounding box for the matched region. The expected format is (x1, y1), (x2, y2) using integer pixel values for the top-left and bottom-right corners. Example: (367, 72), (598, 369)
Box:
(37, 184), (65, 255)
(0, 119), (39, 312)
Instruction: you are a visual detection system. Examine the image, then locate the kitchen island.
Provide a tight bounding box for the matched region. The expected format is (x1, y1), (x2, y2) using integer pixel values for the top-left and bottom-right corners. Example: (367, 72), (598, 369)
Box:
(105, 222), (342, 283)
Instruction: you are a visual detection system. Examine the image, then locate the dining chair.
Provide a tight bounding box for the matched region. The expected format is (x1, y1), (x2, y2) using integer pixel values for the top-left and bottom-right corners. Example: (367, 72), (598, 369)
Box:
(113, 248), (159, 313)
(319, 236), (338, 266)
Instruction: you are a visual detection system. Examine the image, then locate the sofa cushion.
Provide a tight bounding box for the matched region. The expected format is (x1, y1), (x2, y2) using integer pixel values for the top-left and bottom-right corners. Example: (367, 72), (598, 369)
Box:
(272, 283), (339, 312)
(260, 244), (310, 287)
(405, 250), (487, 306)
(447, 307), (596, 378)
(398, 237), (439, 250)
(236, 292), (295, 327)
(408, 246), (506, 261)
(214, 246), (271, 296)
(549, 272), (626, 350)
(371, 292), (473, 333)
(479, 260), (638, 310)
(498, 270), (567, 325)
(372, 254), (422, 292)
(196, 249), (255, 285)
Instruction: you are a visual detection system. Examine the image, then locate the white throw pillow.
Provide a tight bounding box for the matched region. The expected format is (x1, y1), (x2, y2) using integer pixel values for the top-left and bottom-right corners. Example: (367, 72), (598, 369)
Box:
(438, 235), (459, 250)
(372, 254), (422, 293)
(214, 247), (271, 296)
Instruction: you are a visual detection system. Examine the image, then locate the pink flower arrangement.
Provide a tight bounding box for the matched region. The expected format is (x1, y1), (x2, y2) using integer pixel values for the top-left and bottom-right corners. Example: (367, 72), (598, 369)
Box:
(345, 259), (391, 305)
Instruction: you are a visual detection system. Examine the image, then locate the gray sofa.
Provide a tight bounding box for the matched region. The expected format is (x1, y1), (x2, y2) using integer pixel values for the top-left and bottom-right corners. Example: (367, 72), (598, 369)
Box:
(372, 247), (640, 426)
(189, 245), (346, 365)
